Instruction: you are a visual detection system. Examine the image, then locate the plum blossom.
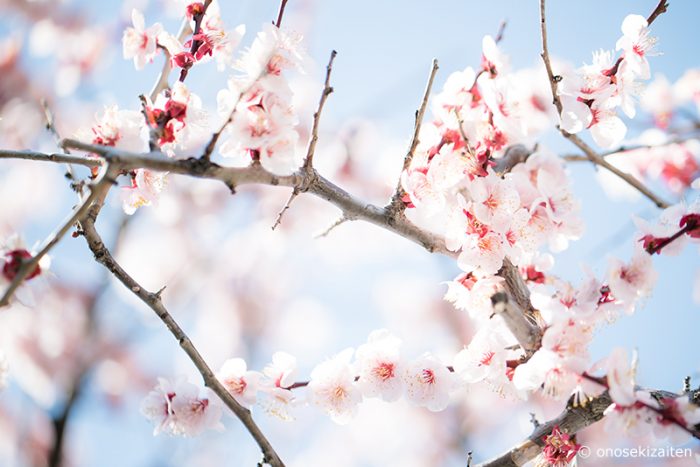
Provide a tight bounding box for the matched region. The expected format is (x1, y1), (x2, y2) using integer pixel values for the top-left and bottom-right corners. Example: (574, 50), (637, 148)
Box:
(650, 395), (700, 445)
(354, 330), (405, 402)
(512, 349), (582, 400)
(402, 354), (455, 412)
(122, 169), (167, 215)
(557, 14), (660, 148)
(443, 272), (504, 321)
(141, 377), (223, 436)
(616, 15), (657, 80)
(82, 105), (148, 169)
(607, 248), (657, 313)
(604, 348), (637, 407)
(535, 425), (581, 467)
(122, 9), (163, 70)
(217, 25), (306, 175)
(452, 322), (512, 387)
(258, 351), (298, 420)
(467, 172), (520, 232)
(307, 348), (361, 424)
(216, 358), (262, 409)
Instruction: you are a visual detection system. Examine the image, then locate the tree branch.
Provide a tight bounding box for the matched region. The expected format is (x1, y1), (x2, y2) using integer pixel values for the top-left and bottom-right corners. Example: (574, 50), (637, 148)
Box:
(538, 0), (670, 209)
(303, 50), (337, 170)
(476, 392), (613, 467)
(387, 59), (439, 216)
(79, 193), (286, 467)
(275, 0), (289, 28)
(0, 149), (101, 168)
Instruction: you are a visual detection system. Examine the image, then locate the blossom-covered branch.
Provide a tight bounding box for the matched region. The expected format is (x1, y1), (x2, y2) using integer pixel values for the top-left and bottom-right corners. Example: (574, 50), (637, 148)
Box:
(78, 187), (286, 467)
(539, 0), (671, 209)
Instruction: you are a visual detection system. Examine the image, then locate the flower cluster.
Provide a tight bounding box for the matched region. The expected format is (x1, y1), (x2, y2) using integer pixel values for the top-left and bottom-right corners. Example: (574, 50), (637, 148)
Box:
(603, 349), (700, 445)
(558, 14), (659, 148)
(142, 330), (458, 430)
(140, 377), (223, 437)
(399, 35), (583, 323)
(124, 3), (245, 75)
(217, 24), (306, 175)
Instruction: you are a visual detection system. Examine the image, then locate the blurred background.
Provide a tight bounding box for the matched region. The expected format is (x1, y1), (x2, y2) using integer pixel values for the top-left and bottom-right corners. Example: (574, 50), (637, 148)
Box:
(0, 0), (698, 465)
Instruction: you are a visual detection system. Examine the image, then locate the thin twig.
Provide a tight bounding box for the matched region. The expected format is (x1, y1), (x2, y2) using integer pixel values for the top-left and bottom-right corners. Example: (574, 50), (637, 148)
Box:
(80, 197), (286, 467)
(494, 20), (507, 43)
(178, 0), (213, 82)
(271, 50), (338, 229)
(303, 50), (337, 170)
(647, 0), (670, 26)
(388, 59), (439, 215)
(538, 0), (670, 209)
(271, 189), (299, 230)
(275, 0), (289, 28)
(315, 215), (351, 239)
(41, 100), (77, 182)
(0, 150), (101, 168)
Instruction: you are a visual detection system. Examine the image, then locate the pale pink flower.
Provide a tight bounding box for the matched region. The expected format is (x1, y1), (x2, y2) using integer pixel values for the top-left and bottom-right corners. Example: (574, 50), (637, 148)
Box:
(452, 323), (510, 385)
(263, 351), (298, 389)
(216, 358), (262, 409)
(604, 402), (657, 438)
(481, 35), (508, 77)
(607, 248), (657, 313)
(256, 352), (299, 420)
(122, 9), (163, 70)
(457, 230), (506, 276)
(650, 395), (700, 445)
(604, 348), (637, 407)
(85, 105), (148, 153)
(141, 377), (223, 437)
(402, 354), (455, 412)
(512, 349), (581, 400)
(169, 385), (224, 436)
(443, 272), (505, 321)
(588, 105), (627, 149)
(467, 171), (520, 233)
(355, 330), (404, 402)
(122, 169), (167, 215)
(308, 348), (361, 424)
(616, 14), (657, 80)
(236, 24), (306, 80)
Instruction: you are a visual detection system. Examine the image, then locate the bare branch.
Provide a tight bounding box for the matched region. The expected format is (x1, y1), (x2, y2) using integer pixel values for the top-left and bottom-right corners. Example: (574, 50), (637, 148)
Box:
(80, 198), (286, 467)
(647, 0), (670, 26)
(271, 188), (299, 230)
(0, 149), (102, 168)
(538, 0), (670, 209)
(315, 214), (351, 239)
(388, 59), (439, 215)
(491, 292), (540, 356)
(275, 0), (289, 28)
(303, 50), (337, 170)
